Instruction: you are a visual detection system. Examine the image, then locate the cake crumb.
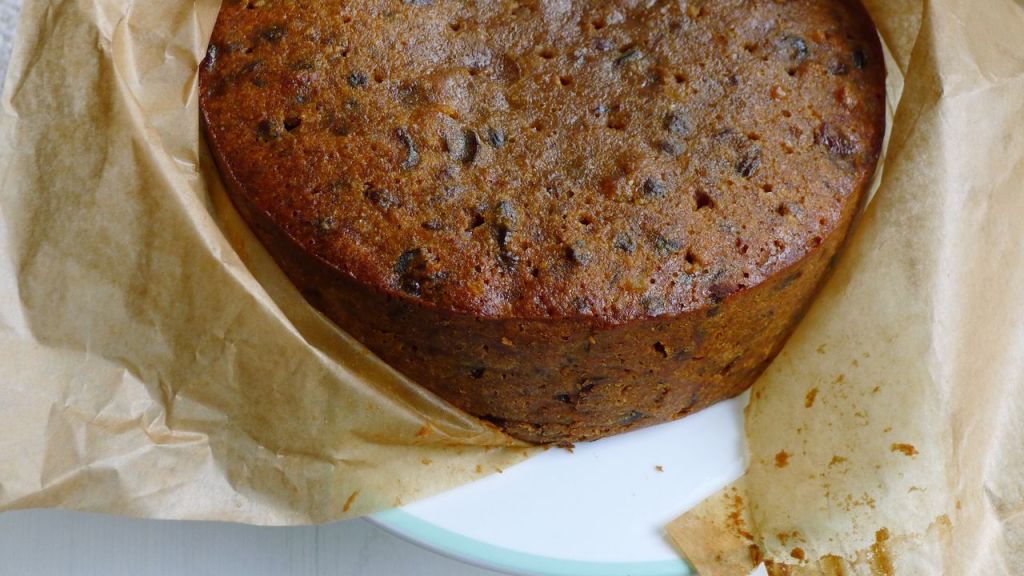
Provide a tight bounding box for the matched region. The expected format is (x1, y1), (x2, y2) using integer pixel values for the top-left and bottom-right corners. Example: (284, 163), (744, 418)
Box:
(655, 465), (664, 472)
(747, 544), (763, 566)
(891, 443), (918, 457)
(804, 387), (818, 408)
(775, 450), (790, 468)
(342, 490), (360, 513)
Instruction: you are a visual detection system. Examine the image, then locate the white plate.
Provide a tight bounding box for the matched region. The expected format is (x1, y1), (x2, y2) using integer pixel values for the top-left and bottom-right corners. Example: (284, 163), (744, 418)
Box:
(370, 393), (748, 576)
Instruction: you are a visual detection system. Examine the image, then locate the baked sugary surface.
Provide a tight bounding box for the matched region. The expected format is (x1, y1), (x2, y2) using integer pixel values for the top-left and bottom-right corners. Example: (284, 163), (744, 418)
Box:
(201, 0), (883, 323)
(201, 0), (884, 443)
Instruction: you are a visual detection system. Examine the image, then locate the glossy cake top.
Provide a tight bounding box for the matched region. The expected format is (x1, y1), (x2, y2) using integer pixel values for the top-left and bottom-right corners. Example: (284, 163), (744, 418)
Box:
(200, 0), (884, 321)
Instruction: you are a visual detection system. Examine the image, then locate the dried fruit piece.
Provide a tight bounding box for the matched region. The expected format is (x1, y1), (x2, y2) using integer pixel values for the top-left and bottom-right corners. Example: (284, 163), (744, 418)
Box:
(642, 178), (667, 198)
(652, 234), (681, 256)
(394, 248), (446, 296)
(615, 47), (643, 67)
(852, 49), (867, 69)
(396, 81), (425, 106)
(618, 410), (646, 425)
(445, 128), (480, 164)
(780, 35), (809, 62)
(326, 113), (352, 136)
(664, 111), (692, 136)
(204, 44), (218, 72)
(260, 25), (286, 43)
(655, 139), (685, 157)
(396, 127), (420, 170)
(829, 61), (850, 76)
(736, 147), (762, 178)
(348, 71), (368, 88)
(256, 118), (282, 141)
(815, 123), (858, 158)
(565, 242), (592, 266)
(487, 127), (506, 149)
(614, 233), (637, 253)
(394, 248), (427, 295)
(366, 186), (401, 209)
(493, 200), (519, 269)
(494, 54), (522, 83)
(313, 215), (337, 235)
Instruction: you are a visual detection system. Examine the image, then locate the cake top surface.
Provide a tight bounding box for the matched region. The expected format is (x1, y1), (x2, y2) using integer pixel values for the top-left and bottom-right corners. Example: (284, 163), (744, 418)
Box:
(200, 0), (885, 322)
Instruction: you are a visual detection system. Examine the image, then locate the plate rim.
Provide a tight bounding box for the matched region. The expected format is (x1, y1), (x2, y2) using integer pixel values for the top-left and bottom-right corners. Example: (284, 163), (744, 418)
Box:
(369, 508), (694, 576)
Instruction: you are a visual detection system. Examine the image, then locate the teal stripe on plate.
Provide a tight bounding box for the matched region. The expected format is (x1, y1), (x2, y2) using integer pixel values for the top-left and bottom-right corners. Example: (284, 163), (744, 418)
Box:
(371, 509), (694, 576)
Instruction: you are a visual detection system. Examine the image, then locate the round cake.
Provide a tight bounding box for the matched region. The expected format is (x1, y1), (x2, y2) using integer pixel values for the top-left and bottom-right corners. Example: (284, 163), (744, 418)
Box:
(200, 0), (885, 443)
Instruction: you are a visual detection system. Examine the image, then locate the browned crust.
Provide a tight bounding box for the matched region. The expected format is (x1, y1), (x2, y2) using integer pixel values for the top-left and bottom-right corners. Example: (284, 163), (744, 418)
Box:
(200, 0), (886, 443)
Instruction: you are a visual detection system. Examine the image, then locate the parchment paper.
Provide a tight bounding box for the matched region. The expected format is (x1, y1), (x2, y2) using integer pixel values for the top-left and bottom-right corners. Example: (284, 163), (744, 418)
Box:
(0, 0), (533, 524)
(669, 0), (1024, 573)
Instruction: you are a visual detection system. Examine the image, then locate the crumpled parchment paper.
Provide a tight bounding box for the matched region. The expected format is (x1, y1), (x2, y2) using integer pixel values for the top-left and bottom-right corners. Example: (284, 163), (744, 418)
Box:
(0, 0), (533, 525)
(668, 0), (1024, 573)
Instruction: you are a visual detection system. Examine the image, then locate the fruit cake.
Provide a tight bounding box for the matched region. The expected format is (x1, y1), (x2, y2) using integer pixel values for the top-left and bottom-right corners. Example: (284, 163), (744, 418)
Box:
(199, 0), (885, 443)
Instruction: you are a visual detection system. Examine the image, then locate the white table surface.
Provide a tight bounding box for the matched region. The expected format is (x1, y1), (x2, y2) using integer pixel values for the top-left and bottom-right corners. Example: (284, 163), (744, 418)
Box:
(0, 509), (505, 576)
(0, 2), (499, 574)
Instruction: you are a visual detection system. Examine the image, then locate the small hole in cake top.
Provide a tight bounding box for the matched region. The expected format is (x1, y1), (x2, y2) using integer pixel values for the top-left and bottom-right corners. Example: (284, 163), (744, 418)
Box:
(606, 114), (628, 131)
(467, 213), (486, 230)
(695, 190), (716, 210)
